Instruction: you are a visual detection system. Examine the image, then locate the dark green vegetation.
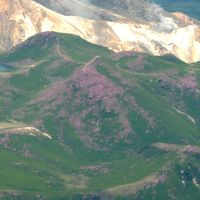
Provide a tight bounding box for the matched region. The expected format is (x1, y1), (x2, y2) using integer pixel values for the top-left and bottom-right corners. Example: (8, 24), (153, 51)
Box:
(0, 32), (200, 199)
(152, 0), (200, 20)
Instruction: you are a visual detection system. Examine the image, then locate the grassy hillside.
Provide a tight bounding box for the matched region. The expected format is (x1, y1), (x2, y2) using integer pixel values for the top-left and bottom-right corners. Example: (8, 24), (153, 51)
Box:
(0, 32), (200, 199)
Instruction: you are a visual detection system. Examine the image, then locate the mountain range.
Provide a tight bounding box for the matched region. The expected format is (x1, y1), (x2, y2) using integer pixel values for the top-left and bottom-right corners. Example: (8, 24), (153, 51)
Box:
(0, 30), (200, 199)
(1, 0), (200, 200)
(1, 0), (200, 63)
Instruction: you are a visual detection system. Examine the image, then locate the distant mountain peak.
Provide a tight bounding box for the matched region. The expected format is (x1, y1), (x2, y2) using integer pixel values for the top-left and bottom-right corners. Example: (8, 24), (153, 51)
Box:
(0, 0), (200, 63)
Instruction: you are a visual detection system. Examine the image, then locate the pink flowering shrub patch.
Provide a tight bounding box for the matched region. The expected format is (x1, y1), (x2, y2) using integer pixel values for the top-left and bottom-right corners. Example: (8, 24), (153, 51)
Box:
(151, 175), (166, 186)
(158, 74), (198, 91)
(25, 58), (156, 149)
(127, 54), (146, 71)
(178, 75), (198, 89)
(0, 136), (10, 146)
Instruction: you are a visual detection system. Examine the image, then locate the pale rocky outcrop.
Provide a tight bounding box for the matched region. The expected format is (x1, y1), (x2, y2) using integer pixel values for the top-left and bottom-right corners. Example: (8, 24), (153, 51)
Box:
(0, 0), (200, 63)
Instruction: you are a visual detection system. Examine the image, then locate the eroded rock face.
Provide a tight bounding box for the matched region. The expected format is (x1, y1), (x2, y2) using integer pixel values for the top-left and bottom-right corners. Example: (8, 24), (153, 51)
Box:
(1, 0), (200, 63)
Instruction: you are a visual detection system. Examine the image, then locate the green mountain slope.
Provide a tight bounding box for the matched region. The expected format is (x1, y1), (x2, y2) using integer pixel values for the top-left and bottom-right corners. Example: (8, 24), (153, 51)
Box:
(0, 32), (200, 199)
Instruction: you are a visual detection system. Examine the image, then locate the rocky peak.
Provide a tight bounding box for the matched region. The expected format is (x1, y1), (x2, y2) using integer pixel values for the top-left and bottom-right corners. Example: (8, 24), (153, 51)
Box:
(0, 0), (200, 63)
